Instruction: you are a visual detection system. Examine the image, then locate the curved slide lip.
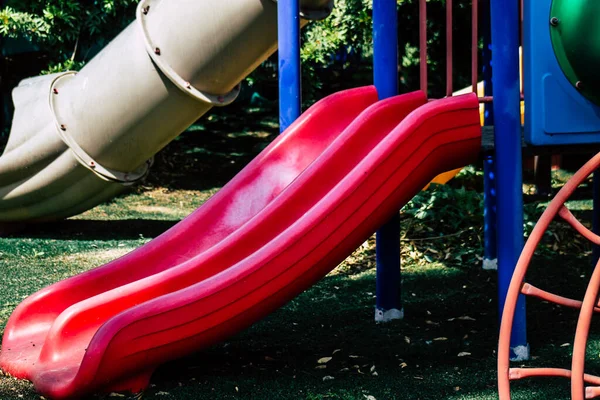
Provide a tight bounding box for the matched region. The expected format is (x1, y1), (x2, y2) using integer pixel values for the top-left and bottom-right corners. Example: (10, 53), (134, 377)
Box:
(0, 90), (481, 399)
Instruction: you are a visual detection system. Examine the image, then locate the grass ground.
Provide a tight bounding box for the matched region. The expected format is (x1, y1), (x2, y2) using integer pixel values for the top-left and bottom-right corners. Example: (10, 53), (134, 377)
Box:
(0, 105), (599, 399)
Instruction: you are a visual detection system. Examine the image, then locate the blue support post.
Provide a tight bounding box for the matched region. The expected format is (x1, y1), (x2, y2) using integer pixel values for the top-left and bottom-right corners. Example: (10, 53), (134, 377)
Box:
(278, 0), (302, 133)
(373, 0), (403, 322)
(482, 0), (497, 271)
(483, 151), (498, 271)
(490, 0), (529, 360)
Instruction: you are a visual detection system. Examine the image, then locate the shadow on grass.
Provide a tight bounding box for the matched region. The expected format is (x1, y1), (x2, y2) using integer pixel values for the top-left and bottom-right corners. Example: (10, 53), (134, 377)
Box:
(0, 250), (593, 399)
(147, 105), (279, 192)
(6, 219), (178, 241)
(145, 256), (591, 400)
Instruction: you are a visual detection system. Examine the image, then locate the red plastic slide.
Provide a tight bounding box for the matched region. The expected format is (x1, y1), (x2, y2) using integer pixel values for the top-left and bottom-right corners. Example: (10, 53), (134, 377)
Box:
(0, 87), (481, 399)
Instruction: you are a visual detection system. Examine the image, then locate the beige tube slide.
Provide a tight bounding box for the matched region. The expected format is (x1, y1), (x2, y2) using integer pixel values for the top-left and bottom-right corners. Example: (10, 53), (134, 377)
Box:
(0, 0), (333, 224)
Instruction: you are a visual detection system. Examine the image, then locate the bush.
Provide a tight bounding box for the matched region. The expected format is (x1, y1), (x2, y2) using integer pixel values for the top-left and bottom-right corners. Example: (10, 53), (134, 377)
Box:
(0, 0), (478, 101)
(0, 0), (137, 72)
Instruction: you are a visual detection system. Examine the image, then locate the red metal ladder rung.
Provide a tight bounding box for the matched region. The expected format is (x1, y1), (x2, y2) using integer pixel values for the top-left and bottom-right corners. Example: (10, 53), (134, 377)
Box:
(509, 367), (600, 386)
(586, 386), (600, 399)
(559, 206), (600, 245)
(521, 283), (600, 312)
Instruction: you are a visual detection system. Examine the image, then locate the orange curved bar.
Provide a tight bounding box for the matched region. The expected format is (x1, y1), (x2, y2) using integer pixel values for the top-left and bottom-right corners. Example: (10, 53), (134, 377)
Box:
(509, 367), (600, 386)
(498, 151), (600, 400)
(521, 283), (600, 313)
(571, 258), (600, 400)
(558, 206), (600, 246)
(585, 386), (600, 399)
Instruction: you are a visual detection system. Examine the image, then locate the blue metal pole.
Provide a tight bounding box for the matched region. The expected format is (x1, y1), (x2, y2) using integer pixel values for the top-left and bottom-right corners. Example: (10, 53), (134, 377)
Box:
(490, 0), (529, 359)
(373, 0), (402, 322)
(482, 0), (497, 271)
(278, 0), (302, 133)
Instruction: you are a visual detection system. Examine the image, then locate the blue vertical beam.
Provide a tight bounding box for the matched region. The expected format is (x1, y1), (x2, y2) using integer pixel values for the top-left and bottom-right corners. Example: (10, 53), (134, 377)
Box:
(482, 0), (497, 271)
(373, 0), (402, 322)
(490, 0), (529, 359)
(278, 0), (302, 133)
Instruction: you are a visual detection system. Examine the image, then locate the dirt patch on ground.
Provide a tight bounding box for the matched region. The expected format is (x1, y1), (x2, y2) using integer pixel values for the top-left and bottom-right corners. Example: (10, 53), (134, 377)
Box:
(55, 248), (134, 266)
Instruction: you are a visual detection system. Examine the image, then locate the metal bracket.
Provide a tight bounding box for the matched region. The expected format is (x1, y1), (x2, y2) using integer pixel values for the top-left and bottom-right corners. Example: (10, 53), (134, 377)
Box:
(49, 72), (153, 185)
(271, 0), (335, 21)
(137, 0), (241, 106)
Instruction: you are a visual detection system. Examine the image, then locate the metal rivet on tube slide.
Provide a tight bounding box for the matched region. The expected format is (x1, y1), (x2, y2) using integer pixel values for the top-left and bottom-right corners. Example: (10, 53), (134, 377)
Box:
(49, 72), (153, 185)
(136, 0), (241, 106)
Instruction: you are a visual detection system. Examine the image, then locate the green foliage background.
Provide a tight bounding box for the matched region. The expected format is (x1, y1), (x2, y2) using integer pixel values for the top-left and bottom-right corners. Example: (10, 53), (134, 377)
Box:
(0, 0), (138, 72)
(0, 0), (477, 99)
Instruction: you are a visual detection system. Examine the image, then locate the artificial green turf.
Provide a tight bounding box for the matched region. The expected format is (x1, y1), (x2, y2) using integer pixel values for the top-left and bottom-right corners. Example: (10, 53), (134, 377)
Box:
(0, 188), (596, 400)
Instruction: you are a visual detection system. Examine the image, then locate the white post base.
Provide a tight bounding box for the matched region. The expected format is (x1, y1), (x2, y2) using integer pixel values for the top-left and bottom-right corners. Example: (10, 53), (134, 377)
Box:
(374, 308), (404, 323)
(510, 344), (530, 362)
(483, 258), (498, 271)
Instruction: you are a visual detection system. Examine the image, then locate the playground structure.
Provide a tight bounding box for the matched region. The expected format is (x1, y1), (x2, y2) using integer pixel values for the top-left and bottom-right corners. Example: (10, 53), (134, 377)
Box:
(1, 0), (600, 399)
(0, 0), (333, 223)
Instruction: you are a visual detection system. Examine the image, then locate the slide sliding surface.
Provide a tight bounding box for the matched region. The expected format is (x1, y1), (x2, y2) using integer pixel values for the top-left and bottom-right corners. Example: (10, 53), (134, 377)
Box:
(0, 88), (481, 399)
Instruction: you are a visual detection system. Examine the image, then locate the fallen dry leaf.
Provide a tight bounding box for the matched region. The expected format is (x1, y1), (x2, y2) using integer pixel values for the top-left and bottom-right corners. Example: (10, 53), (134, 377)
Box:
(318, 357), (333, 364)
(457, 352), (471, 357)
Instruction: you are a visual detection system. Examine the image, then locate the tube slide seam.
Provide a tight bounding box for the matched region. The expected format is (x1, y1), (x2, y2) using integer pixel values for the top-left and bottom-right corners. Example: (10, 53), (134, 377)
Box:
(49, 72), (154, 185)
(137, 0), (241, 106)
